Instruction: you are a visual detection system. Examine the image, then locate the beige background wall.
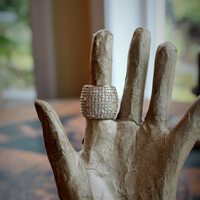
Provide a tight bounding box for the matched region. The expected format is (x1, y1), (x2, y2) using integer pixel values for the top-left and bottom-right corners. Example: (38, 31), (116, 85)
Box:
(52, 0), (91, 98)
(30, 0), (105, 99)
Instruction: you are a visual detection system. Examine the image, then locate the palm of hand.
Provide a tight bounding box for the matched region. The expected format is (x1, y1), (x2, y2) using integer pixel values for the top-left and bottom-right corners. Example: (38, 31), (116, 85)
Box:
(81, 120), (167, 200)
(35, 28), (200, 200)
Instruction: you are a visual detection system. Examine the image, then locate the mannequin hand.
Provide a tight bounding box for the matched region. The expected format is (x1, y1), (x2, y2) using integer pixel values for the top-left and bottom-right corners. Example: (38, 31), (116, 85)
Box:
(35, 28), (200, 200)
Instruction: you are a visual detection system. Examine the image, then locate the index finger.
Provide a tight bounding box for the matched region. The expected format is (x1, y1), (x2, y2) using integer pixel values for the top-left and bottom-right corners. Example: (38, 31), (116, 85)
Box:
(80, 30), (117, 120)
(90, 30), (113, 86)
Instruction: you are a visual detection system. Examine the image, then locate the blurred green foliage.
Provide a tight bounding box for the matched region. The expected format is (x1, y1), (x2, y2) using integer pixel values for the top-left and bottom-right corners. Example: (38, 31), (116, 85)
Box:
(0, 0), (34, 89)
(0, 0), (29, 23)
(166, 0), (200, 102)
(0, 35), (16, 56)
(167, 0), (200, 41)
(172, 0), (200, 24)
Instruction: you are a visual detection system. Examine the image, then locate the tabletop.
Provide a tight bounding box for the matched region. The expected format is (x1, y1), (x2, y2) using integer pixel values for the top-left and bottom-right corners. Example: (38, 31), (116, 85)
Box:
(0, 99), (200, 200)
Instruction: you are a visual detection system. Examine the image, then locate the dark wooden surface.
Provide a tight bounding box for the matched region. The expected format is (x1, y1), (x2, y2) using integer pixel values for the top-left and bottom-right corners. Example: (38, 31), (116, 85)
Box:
(0, 99), (200, 200)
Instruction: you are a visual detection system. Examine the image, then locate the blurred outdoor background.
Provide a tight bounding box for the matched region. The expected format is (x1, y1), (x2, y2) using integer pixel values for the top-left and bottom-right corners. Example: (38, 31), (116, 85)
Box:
(0, 0), (199, 105)
(166, 0), (200, 102)
(0, 0), (34, 107)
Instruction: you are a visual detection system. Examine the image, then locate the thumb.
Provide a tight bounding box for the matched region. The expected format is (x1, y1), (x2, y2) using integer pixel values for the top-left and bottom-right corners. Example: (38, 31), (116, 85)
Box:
(35, 99), (80, 199)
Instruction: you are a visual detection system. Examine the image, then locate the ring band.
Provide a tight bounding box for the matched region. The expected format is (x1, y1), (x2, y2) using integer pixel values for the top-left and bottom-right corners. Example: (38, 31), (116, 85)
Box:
(80, 85), (118, 119)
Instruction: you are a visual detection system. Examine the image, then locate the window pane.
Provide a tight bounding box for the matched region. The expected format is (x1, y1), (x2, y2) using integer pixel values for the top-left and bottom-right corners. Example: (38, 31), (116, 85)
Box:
(166, 0), (199, 102)
(0, 0), (36, 107)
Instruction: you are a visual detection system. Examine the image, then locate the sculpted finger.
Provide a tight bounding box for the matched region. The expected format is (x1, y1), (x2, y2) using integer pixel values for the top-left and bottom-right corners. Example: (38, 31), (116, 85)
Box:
(90, 29), (113, 86)
(82, 30), (117, 121)
(146, 42), (177, 127)
(35, 100), (79, 180)
(117, 28), (151, 125)
(82, 30), (116, 143)
(170, 96), (200, 152)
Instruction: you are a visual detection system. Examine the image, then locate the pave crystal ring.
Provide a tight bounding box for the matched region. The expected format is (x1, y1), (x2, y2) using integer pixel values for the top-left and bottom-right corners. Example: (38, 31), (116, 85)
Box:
(80, 85), (118, 119)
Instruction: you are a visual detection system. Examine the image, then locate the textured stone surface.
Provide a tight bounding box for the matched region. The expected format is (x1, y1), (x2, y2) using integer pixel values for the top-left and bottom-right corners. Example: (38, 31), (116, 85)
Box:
(35, 28), (200, 200)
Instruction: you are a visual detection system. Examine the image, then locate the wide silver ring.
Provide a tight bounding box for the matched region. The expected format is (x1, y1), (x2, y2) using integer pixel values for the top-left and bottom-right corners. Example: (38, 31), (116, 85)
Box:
(80, 85), (118, 119)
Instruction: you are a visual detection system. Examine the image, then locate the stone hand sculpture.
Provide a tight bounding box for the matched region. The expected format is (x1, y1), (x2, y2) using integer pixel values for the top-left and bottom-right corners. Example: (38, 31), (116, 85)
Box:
(35, 28), (200, 200)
